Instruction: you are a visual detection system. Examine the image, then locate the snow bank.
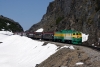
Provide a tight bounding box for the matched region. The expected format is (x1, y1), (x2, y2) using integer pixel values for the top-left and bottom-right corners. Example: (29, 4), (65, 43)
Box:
(0, 31), (13, 42)
(35, 28), (43, 32)
(0, 31), (57, 67)
(0, 31), (77, 67)
(0, 31), (13, 35)
(82, 33), (89, 42)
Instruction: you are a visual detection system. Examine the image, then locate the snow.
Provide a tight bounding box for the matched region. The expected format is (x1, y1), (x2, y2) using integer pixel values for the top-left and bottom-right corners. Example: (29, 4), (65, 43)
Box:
(92, 44), (94, 46)
(69, 46), (75, 50)
(0, 31), (88, 67)
(0, 31), (13, 35)
(60, 45), (75, 50)
(82, 33), (89, 42)
(7, 23), (10, 26)
(0, 31), (57, 67)
(76, 62), (84, 65)
(35, 28), (43, 32)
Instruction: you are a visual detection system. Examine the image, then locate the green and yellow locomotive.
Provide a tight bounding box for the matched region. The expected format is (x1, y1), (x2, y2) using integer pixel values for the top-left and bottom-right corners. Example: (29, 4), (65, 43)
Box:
(54, 30), (82, 44)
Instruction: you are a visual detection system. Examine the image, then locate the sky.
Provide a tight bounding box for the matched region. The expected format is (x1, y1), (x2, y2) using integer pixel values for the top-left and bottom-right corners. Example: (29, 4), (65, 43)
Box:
(0, 0), (53, 30)
(0, 30), (78, 67)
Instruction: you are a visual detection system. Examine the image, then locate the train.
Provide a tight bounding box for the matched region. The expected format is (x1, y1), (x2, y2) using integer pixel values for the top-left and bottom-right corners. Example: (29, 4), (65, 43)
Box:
(14, 30), (82, 45)
(54, 30), (82, 44)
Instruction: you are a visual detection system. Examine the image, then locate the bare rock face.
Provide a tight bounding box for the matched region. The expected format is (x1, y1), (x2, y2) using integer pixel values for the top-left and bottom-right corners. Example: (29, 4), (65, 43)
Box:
(29, 0), (100, 46)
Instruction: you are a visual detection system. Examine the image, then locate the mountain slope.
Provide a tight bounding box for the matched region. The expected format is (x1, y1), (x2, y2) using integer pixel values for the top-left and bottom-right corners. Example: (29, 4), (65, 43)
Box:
(29, 0), (100, 46)
(0, 15), (23, 32)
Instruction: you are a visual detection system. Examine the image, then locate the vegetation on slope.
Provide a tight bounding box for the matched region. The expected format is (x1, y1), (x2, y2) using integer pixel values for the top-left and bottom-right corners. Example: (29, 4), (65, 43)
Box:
(0, 15), (23, 32)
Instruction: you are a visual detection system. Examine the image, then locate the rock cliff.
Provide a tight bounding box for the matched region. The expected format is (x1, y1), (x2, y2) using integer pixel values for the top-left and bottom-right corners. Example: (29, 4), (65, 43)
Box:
(29, 0), (100, 46)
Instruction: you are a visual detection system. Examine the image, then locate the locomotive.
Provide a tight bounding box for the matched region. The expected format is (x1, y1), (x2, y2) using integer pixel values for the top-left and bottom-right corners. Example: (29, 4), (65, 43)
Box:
(54, 30), (82, 44)
(14, 30), (82, 45)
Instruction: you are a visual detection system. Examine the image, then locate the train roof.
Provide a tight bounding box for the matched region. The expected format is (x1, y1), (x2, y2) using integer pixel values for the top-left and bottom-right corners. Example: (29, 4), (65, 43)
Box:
(55, 30), (81, 33)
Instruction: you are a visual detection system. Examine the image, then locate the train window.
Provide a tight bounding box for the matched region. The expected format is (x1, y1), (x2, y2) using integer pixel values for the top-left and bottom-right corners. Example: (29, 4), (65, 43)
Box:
(73, 33), (75, 35)
(78, 33), (81, 35)
(76, 33), (78, 35)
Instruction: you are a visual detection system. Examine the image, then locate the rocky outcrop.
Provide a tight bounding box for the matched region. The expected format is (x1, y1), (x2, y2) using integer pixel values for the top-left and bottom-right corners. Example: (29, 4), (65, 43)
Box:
(36, 47), (100, 67)
(0, 15), (23, 32)
(29, 0), (100, 46)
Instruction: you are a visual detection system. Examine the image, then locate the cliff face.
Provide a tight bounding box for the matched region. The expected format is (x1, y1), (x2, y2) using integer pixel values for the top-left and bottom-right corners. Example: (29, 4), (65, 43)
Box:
(0, 15), (23, 32)
(29, 0), (100, 46)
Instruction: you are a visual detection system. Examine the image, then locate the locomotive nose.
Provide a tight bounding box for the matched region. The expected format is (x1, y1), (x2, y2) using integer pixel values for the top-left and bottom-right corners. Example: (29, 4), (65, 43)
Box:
(77, 36), (79, 38)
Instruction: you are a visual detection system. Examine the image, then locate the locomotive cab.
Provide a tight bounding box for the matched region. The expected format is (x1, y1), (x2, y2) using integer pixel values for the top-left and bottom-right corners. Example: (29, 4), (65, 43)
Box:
(72, 32), (82, 44)
(54, 30), (82, 45)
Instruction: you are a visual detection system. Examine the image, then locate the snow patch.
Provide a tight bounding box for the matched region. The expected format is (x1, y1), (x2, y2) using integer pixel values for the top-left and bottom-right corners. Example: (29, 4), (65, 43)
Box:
(60, 46), (75, 50)
(7, 23), (10, 26)
(94, 46), (97, 47)
(82, 33), (89, 42)
(92, 44), (94, 46)
(76, 62), (84, 65)
(69, 46), (75, 50)
(35, 28), (43, 32)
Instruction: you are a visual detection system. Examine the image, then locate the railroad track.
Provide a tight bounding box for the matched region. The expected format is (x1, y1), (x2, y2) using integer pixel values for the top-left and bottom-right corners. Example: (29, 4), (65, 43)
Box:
(36, 39), (100, 51)
(28, 36), (100, 51)
(81, 45), (100, 51)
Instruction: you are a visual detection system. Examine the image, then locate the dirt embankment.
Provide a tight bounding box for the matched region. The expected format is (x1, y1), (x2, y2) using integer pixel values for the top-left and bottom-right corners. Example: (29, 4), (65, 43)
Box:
(35, 43), (100, 67)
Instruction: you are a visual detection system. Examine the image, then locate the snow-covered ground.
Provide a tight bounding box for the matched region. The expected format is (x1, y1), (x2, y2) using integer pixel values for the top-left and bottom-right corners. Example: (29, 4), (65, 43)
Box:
(0, 31), (77, 67)
(0, 29), (88, 67)
(0, 31), (58, 67)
